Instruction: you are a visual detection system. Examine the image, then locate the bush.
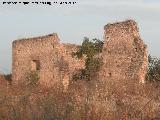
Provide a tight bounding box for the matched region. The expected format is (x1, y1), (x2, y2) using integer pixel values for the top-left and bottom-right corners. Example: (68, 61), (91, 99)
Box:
(73, 37), (104, 81)
(26, 71), (40, 86)
(146, 55), (160, 82)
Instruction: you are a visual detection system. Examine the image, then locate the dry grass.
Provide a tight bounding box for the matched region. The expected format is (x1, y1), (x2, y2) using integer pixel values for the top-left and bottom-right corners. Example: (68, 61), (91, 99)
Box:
(0, 76), (160, 120)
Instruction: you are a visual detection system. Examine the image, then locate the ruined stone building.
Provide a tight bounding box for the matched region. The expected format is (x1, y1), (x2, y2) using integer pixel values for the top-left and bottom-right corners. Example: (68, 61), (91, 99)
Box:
(12, 34), (85, 88)
(12, 20), (148, 87)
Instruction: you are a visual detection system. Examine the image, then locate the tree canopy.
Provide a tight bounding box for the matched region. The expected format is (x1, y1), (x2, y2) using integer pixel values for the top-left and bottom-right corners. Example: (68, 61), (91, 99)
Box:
(146, 55), (160, 82)
(73, 37), (104, 81)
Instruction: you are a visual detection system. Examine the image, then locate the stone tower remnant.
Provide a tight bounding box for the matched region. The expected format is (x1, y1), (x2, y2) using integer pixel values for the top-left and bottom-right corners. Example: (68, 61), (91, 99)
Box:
(100, 20), (148, 84)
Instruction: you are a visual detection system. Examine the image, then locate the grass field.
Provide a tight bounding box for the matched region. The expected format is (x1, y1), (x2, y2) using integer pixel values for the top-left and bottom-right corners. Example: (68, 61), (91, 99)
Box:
(0, 75), (160, 120)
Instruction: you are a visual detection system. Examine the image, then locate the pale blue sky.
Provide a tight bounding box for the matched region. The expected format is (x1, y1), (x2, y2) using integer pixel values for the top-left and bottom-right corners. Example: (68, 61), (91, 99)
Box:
(0, 0), (160, 73)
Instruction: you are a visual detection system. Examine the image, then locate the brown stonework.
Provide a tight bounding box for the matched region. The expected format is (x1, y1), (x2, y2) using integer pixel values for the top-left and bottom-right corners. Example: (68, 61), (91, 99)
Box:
(99, 20), (148, 84)
(12, 19), (148, 88)
(12, 33), (85, 87)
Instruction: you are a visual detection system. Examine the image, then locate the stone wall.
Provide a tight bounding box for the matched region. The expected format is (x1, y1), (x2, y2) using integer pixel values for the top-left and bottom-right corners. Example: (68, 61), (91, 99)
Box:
(12, 33), (85, 87)
(12, 33), (60, 85)
(56, 43), (85, 90)
(99, 20), (148, 84)
(12, 19), (148, 88)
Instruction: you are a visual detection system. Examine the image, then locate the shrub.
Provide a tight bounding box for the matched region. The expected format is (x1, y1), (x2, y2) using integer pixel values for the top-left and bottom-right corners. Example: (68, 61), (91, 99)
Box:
(146, 55), (160, 82)
(26, 71), (40, 86)
(0, 78), (160, 120)
(73, 37), (104, 81)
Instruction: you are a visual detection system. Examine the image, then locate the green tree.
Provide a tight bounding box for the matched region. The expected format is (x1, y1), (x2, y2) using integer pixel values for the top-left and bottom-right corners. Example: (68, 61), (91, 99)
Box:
(73, 37), (104, 81)
(146, 55), (160, 82)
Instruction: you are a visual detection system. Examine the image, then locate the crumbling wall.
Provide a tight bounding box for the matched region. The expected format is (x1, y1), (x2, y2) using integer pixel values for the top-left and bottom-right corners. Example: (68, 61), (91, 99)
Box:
(99, 20), (148, 84)
(12, 33), (61, 85)
(57, 43), (85, 90)
(59, 44), (85, 74)
(12, 33), (85, 87)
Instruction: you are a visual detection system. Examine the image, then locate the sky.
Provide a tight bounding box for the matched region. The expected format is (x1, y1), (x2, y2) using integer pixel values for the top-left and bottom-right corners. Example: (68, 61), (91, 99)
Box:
(0, 0), (160, 73)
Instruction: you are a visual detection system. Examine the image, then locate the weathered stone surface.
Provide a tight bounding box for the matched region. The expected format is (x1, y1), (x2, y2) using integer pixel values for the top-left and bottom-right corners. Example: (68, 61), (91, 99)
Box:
(12, 19), (148, 88)
(12, 33), (85, 87)
(99, 20), (148, 84)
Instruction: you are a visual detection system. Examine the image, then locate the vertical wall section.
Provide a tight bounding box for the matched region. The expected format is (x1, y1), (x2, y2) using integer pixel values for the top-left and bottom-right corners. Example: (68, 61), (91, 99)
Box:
(100, 20), (148, 84)
(12, 33), (60, 85)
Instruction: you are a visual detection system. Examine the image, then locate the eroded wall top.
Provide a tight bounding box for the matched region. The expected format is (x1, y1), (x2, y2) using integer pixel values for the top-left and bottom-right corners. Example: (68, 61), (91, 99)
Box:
(100, 19), (148, 84)
(13, 33), (59, 46)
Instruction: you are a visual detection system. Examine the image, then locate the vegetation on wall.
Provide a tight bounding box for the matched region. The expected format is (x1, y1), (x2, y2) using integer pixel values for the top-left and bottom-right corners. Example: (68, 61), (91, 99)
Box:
(72, 37), (104, 81)
(146, 55), (160, 82)
(26, 71), (40, 86)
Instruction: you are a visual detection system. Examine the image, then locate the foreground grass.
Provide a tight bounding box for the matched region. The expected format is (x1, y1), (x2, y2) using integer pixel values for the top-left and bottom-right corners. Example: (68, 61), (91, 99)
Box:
(0, 77), (160, 120)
